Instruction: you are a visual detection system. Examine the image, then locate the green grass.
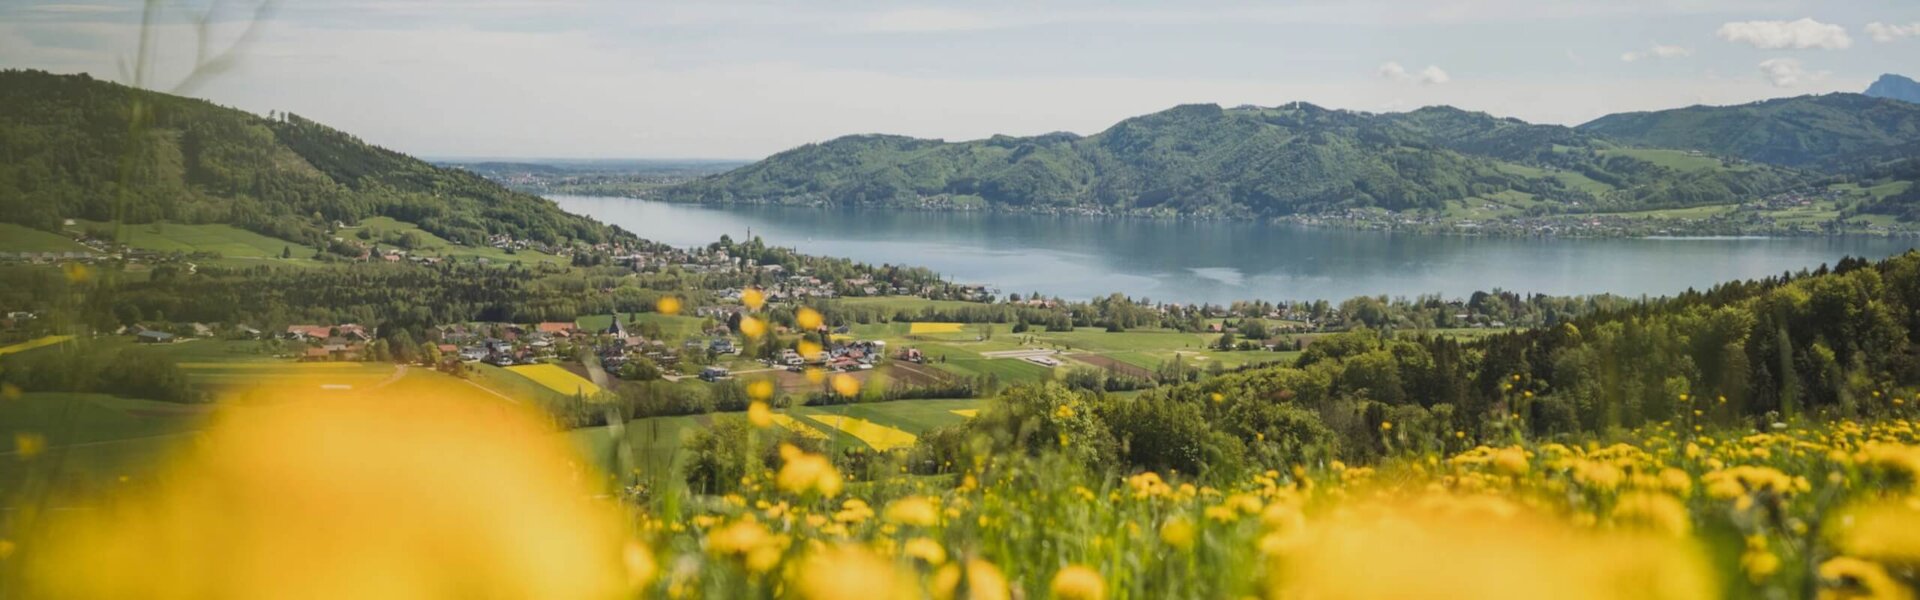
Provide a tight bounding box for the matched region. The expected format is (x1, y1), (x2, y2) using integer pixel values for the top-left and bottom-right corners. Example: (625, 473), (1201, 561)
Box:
(0, 223), (91, 253)
(348, 216), (563, 265)
(98, 221), (319, 263)
(1599, 148), (1728, 173)
(1496, 161), (1612, 196)
(1608, 204), (1739, 220)
(1, 392), (212, 503)
(792, 399), (978, 434)
(470, 364), (573, 405)
(569, 397), (983, 492)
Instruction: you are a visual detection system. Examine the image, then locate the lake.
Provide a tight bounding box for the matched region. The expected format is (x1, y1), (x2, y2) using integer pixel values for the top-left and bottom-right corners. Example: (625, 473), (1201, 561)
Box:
(552, 195), (1918, 305)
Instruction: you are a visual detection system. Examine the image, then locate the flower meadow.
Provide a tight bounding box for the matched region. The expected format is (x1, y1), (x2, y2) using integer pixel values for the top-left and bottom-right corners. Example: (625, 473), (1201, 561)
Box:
(15, 376), (1920, 599)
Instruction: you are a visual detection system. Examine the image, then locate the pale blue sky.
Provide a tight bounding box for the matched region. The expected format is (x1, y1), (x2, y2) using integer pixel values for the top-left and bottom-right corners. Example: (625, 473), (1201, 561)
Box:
(3, 0), (1917, 158)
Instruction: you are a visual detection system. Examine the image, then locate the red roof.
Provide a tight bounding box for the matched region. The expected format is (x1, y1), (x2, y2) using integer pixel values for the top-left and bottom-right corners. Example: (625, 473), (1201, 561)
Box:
(537, 322), (576, 334)
(287, 325), (332, 338)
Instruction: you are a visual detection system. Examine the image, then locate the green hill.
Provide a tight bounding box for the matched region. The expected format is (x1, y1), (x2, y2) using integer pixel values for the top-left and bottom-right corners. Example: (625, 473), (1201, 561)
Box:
(659, 102), (1804, 216)
(1577, 93), (1920, 169)
(0, 69), (633, 250)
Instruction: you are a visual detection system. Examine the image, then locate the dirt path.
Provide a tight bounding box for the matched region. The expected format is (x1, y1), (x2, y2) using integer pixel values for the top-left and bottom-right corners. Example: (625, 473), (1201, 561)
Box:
(461, 379), (519, 405)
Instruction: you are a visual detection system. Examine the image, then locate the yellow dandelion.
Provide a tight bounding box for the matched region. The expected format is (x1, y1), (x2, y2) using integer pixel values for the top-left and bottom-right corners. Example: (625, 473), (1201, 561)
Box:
(777, 444), (843, 498)
(740, 316), (767, 339)
(656, 296), (682, 315)
(624, 540), (656, 588)
(884, 496), (939, 527)
(748, 379), (776, 401)
(831, 373), (860, 397)
(933, 559), (1010, 600)
(742, 288), (766, 310)
(1051, 565), (1107, 600)
(903, 537), (946, 566)
(798, 545), (911, 600)
(747, 401), (774, 429)
(797, 307), (824, 330)
(1817, 557), (1907, 600)
(1159, 517), (1196, 550)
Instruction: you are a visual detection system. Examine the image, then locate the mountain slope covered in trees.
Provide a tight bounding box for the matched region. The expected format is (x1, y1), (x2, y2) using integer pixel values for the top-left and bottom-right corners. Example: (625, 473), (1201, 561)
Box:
(0, 69), (632, 249)
(659, 101), (1807, 216)
(1577, 93), (1920, 169)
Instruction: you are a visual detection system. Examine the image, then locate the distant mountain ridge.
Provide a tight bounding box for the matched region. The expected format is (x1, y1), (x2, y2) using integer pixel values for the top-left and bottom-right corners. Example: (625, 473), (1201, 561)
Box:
(658, 101), (1814, 217)
(1577, 93), (1920, 168)
(0, 69), (633, 248)
(1867, 74), (1920, 105)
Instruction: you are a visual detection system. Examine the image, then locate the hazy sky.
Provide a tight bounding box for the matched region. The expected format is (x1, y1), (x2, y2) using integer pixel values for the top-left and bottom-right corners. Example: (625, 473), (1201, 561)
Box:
(3, 0), (1917, 159)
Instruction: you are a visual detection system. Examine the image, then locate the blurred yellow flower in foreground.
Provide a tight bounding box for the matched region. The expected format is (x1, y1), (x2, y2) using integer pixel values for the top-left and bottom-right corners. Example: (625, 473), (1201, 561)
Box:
(1267, 499), (1715, 600)
(747, 379), (776, 401)
(742, 287), (766, 310)
(777, 443), (843, 497)
(22, 387), (630, 598)
(903, 537), (947, 565)
(797, 307), (824, 330)
(748, 401), (774, 428)
(1834, 499), (1920, 562)
(933, 559), (1010, 600)
(1051, 565), (1107, 600)
(740, 315), (767, 338)
(656, 295), (682, 315)
(798, 545), (913, 600)
(832, 373), (861, 397)
(884, 495), (939, 527)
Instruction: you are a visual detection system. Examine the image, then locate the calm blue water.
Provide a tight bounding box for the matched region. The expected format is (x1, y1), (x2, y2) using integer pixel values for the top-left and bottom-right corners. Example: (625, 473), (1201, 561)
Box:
(553, 195), (1917, 305)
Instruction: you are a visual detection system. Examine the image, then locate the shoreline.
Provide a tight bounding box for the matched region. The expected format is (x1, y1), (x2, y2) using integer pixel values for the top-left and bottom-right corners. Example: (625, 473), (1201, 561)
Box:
(553, 192), (1920, 241)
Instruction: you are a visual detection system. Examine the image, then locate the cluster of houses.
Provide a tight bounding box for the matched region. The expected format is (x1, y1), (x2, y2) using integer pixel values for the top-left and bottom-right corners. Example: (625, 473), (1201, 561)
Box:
(776, 339), (887, 372)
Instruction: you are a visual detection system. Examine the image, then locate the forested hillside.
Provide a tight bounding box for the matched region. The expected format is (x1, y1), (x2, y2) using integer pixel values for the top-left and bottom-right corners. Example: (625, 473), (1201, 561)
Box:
(660, 101), (1806, 216)
(921, 251), (1920, 475)
(1578, 93), (1920, 168)
(0, 70), (632, 248)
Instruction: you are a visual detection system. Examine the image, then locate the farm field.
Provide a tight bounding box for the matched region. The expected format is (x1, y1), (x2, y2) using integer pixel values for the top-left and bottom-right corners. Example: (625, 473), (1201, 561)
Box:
(569, 397), (980, 485)
(347, 216), (563, 265)
(0, 223), (92, 253)
(0, 365), (528, 505)
(506, 363), (605, 397)
(74, 220), (320, 267)
(835, 301), (1310, 386)
(0, 335), (75, 356)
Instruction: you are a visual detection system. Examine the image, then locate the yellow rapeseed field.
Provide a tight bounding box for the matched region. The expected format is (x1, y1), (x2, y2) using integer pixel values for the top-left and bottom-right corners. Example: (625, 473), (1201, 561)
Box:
(809, 414), (918, 450)
(768, 414), (828, 440)
(0, 335), (72, 356)
(907, 322), (965, 335)
(506, 364), (605, 397)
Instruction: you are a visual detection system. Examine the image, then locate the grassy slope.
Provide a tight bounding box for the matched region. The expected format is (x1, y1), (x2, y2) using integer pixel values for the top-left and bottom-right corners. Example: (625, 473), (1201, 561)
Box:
(349, 216), (562, 265)
(0, 223), (90, 253)
(105, 221), (318, 259)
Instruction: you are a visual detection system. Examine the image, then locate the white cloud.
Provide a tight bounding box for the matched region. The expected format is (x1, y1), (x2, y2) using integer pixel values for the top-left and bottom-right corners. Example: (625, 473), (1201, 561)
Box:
(1866, 22), (1920, 43)
(1619, 43), (1692, 62)
(1757, 57), (1823, 87)
(1716, 18), (1852, 50)
(1379, 61), (1449, 85)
